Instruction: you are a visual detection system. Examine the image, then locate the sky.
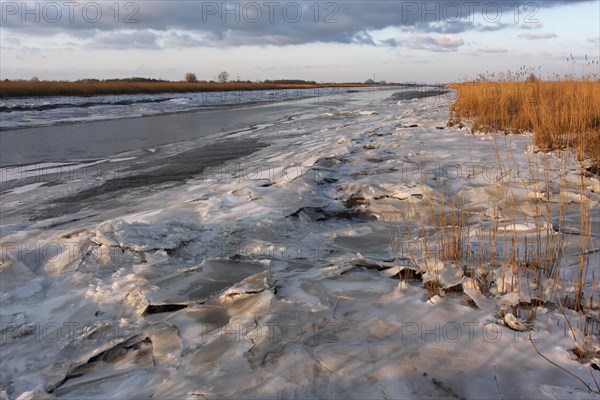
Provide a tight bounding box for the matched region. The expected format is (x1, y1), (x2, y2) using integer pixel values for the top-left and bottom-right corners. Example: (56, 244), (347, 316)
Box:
(1, 0), (599, 83)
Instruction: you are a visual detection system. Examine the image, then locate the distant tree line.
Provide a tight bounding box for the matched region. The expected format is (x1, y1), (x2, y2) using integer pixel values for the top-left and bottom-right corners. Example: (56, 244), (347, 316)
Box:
(183, 72), (318, 85)
(185, 73), (197, 83)
(77, 77), (169, 83)
(11, 74), (322, 85)
(263, 79), (317, 84)
(185, 71), (231, 83)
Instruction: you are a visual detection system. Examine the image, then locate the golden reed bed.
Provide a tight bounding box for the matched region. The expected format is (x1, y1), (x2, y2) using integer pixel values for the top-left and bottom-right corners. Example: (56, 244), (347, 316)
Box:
(448, 81), (600, 169)
(0, 80), (398, 98)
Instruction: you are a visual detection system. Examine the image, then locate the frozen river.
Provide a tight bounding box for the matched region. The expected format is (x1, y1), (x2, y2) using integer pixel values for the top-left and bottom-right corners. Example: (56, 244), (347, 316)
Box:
(1, 86), (598, 399)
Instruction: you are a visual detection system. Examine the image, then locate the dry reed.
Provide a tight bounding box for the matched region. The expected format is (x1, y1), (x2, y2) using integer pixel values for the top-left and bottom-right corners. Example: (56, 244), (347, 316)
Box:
(0, 80), (398, 98)
(448, 80), (600, 170)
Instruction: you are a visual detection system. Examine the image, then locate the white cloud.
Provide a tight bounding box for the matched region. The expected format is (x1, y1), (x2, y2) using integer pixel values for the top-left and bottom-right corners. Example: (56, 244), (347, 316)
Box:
(477, 23), (508, 31)
(518, 32), (557, 40)
(159, 31), (206, 48)
(479, 46), (508, 53)
(399, 34), (464, 52)
(433, 34), (464, 48)
(517, 22), (544, 30)
(91, 30), (160, 49)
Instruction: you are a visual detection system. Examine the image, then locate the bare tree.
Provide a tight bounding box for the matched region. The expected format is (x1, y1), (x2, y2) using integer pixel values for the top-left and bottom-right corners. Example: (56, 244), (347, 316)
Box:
(527, 73), (538, 83)
(185, 72), (198, 83)
(217, 71), (229, 83)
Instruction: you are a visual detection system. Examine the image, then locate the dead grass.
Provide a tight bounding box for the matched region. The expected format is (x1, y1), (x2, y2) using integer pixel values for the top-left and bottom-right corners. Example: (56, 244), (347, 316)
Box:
(384, 78), (599, 387)
(448, 80), (600, 169)
(0, 80), (398, 98)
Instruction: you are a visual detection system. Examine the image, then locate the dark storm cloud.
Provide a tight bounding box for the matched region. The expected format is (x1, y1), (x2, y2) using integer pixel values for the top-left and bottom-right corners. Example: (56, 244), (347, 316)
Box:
(0, 0), (592, 47)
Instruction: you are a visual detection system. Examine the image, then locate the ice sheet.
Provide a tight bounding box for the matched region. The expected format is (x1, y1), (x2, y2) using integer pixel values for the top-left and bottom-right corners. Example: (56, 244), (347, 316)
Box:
(1, 89), (599, 399)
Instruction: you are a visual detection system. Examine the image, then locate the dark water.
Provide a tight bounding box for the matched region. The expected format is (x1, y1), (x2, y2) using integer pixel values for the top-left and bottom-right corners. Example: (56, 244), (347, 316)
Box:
(0, 88), (447, 224)
(0, 88), (445, 166)
(0, 101), (316, 165)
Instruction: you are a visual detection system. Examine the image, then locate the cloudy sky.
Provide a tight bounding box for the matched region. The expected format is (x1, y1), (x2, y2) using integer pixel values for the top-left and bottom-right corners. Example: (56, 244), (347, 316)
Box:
(1, 0), (599, 82)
